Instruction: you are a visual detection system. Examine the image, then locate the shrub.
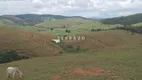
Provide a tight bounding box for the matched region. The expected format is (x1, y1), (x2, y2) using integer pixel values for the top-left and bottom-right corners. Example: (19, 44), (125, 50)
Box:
(0, 50), (29, 63)
(65, 29), (71, 33)
(91, 28), (95, 32)
(58, 43), (88, 53)
(76, 46), (80, 52)
(96, 29), (102, 31)
(59, 51), (64, 54)
(50, 28), (54, 30)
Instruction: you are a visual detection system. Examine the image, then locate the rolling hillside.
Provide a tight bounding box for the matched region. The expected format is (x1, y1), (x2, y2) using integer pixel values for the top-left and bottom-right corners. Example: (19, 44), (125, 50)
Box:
(101, 13), (142, 25)
(1, 13), (142, 36)
(0, 14), (88, 26)
(62, 30), (142, 51)
(35, 17), (93, 28)
(0, 13), (142, 80)
(0, 30), (142, 80)
(0, 14), (67, 26)
(0, 27), (62, 57)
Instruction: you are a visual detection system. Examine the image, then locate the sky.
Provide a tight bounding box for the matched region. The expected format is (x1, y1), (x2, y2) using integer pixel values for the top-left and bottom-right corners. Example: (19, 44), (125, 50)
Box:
(0, 0), (142, 18)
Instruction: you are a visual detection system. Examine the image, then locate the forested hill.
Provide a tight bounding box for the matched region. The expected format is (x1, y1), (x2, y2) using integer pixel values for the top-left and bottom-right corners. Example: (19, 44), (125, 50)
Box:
(101, 13), (142, 25)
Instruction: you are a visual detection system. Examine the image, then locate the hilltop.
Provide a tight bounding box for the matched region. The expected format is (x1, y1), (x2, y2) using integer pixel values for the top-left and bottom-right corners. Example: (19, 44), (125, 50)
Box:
(101, 13), (142, 25)
(0, 13), (142, 27)
(0, 14), (89, 26)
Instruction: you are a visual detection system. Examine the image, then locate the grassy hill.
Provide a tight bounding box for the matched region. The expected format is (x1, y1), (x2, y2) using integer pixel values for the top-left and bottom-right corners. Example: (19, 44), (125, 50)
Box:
(0, 14), (90, 26)
(1, 13), (142, 36)
(35, 18), (121, 35)
(132, 22), (142, 26)
(0, 30), (142, 80)
(0, 27), (62, 57)
(0, 13), (142, 80)
(0, 14), (70, 26)
(36, 17), (93, 28)
(102, 13), (142, 26)
(0, 15), (24, 26)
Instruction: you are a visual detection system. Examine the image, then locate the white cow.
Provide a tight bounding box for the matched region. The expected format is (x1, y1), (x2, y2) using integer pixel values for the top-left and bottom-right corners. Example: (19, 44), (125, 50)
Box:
(7, 67), (23, 78)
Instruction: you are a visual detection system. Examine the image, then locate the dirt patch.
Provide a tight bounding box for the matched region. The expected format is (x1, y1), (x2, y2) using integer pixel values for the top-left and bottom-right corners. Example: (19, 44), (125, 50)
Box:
(20, 68), (32, 73)
(66, 67), (112, 76)
(64, 60), (72, 62)
(51, 74), (60, 79)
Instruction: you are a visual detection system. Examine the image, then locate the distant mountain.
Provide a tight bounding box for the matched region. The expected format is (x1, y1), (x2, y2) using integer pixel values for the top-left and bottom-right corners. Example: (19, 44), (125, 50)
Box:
(101, 13), (142, 25)
(0, 15), (24, 25)
(0, 14), (71, 26)
(16, 14), (68, 20)
(0, 14), (90, 26)
(71, 16), (91, 20)
(90, 17), (102, 20)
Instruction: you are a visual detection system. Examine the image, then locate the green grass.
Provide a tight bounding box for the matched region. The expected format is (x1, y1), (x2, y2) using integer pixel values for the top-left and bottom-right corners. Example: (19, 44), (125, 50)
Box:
(0, 18), (135, 36)
(0, 25), (142, 80)
(36, 18), (93, 28)
(0, 17), (141, 36)
(0, 45), (142, 80)
(131, 22), (142, 27)
(34, 19), (123, 36)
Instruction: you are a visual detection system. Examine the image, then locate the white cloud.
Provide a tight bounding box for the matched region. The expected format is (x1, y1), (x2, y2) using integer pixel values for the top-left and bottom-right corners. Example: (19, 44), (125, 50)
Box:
(31, 0), (44, 8)
(0, 0), (142, 18)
